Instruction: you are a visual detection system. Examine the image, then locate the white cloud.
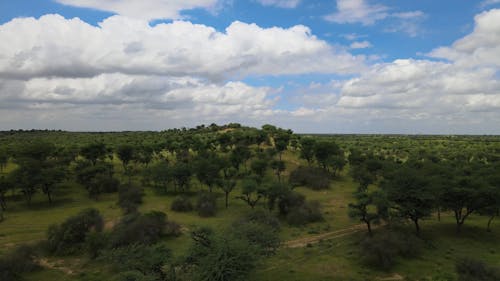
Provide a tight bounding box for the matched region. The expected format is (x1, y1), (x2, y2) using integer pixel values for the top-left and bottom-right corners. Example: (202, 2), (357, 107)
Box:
(256, 0), (300, 8)
(324, 1), (425, 36)
(324, 0), (389, 26)
(428, 9), (500, 68)
(55, 0), (219, 21)
(0, 73), (277, 130)
(0, 15), (365, 81)
(350, 41), (372, 49)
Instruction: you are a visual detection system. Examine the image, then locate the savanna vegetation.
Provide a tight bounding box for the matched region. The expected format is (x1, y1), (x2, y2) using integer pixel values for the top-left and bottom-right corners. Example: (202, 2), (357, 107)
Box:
(0, 124), (499, 281)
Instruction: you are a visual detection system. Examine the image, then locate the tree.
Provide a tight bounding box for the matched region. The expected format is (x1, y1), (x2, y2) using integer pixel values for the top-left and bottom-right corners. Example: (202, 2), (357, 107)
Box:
(229, 145), (251, 171)
(274, 130), (291, 160)
(80, 143), (107, 165)
(299, 137), (316, 165)
(117, 144), (136, 185)
(143, 160), (171, 192)
(441, 176), (488, 233)
(382, 167), (435, 235)
(217, 165), (238, 208)
(237, 178), (263, 209)
(313, 141), (341, 171)
(76, 161), (117, 200)
(39, 165), (66, 204)
(270, 160), (286, 182)
(0, 176), (12, 211)
(250, 159), (267, 182)
(172, 162), (192, 192)
(195, 154), (222, 193)
(0, 149), (8, 172)
(349, 190), (388, 237)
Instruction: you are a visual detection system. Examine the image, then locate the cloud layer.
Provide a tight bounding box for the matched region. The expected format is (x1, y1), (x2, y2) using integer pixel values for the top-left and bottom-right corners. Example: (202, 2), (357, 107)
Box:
(0, 6), (499, 133)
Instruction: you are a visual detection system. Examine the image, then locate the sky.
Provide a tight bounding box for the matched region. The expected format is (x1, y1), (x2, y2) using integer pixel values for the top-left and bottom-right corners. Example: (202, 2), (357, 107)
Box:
(0, 0), (500, 134)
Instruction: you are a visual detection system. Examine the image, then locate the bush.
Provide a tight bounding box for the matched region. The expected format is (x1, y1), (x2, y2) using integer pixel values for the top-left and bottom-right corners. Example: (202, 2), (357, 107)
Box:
(240, 209), (280, 231)
(196, 192), (217, 217)
(118, 185), (144, 214)
(47, 208), (103, 255)
(231, 221), (280, 256)
(360, 230), (423, 270)
(110, 211), (170, 248)
(100, 244), (171, 280)
(0, 245), (40, 281)
(171, 196), (193, 212)
(456, 258), (500, 281)
(289, 166), (331, 190)
(286, 200), (323, 226)
(85, 232), (109, 259)
(278, 191), (305, 216)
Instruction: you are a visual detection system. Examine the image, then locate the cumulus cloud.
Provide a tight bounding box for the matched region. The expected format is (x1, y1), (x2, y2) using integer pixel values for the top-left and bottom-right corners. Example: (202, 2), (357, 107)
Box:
(255, 0), (300, 8)
(284, 9), (500, 133)
(428, 9), (500, 68)
(0, 14), (365, 81)
(0, 73), (277, 130)
(55, 0), (219, 21)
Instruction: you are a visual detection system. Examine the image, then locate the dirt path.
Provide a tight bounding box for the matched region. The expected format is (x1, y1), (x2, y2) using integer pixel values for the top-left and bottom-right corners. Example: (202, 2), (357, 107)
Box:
(37, 258), (76, 275)
(284, 223), (366, 248)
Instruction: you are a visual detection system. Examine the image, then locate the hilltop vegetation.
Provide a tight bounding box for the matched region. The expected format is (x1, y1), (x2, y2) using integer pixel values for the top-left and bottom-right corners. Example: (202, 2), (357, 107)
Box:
(0, 124), (499, 281)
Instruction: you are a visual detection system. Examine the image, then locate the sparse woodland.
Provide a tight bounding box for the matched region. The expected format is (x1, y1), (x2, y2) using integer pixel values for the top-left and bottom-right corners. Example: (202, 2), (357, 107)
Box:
(0, 124), (499, 281)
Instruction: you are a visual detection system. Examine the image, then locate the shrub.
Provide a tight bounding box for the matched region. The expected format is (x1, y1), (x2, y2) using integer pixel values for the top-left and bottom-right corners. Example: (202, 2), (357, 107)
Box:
(196, 192), (217, 217)
(278, 191), (305, 216)
(0, 245), (40, 281)
(456, 258), (500, 281)
(85, 232), (109, 259)
(289, 166), (330, 190)
(47, 208), (103, 255)
(118, 185), (144, 214)
(171, 196), (193, 212)
(360, 230), (423, 270)
(240, 209), (280, 231)
(110, 211), (171, 248)
(231, 221), (280, 256)
(100, 244), (171, 280)
(286, 200), (323, 226)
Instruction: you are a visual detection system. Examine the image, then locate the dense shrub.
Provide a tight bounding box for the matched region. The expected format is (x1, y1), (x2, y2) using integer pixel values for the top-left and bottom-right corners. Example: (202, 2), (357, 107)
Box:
(0, 245), (40, 281)
(118, 185), (144, 214)
(360, 230), (423, 270)
(188, 233), (259, 281)
(289, 166), (331, 190)
(100, 244), (171, 280)
(278, 191), (305, 216)
(231, 221), (280, 256)
(456, 258), (500, 281)
(240, 209), (280, 231)
(286, 200), (323, 226)
(85, 232), (109, 259)
(47, 208), (103, 255)
(100, 176), (121, 193)
(171, 196), (193, 212)
(110, 211), (180, 248)
(196, 192), (217, 217)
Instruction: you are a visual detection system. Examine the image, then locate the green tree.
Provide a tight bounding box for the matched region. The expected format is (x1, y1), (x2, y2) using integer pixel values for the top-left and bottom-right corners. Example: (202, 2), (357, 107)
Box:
(299, 137), (316, 165)
(80, 143), (107, 165)
(237, 178), (263, 209)
(382, 167), (435, 235)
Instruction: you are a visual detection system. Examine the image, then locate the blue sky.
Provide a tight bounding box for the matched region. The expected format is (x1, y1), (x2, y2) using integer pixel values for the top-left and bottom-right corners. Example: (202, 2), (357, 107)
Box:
(0, 0), (500, 133)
